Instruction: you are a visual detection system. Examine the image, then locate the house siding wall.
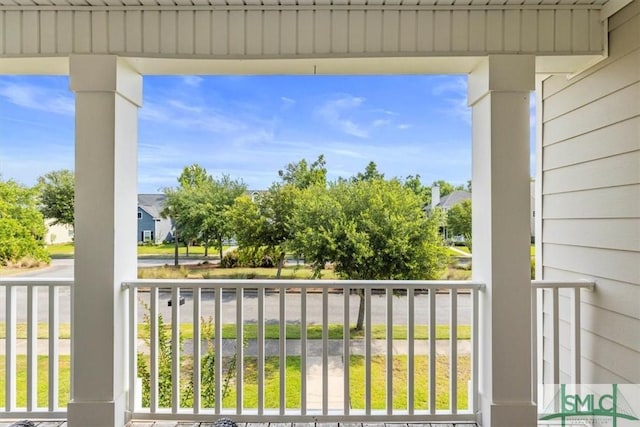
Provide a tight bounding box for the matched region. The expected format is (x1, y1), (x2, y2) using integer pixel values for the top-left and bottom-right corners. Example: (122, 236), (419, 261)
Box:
(0, 7), (603, 58)
(137, 208), (156, 243)
(541, 0), (640, 384)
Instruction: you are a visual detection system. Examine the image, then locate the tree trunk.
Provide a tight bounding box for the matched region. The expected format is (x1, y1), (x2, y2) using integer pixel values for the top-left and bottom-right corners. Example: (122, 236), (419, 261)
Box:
(204, 241), (209, 257)
(219, 239), (223, 261)
(355, 289), (365, 331)
(173, 229), (179, 267)
(276, 251), (285, 279)
(186, 241), (190, 257)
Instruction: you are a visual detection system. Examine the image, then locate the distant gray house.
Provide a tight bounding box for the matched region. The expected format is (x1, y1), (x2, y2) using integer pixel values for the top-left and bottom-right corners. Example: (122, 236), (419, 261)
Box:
(428, 184), (535, 241)
(428, 186), (472, 242)
(137, 194), (174, 244)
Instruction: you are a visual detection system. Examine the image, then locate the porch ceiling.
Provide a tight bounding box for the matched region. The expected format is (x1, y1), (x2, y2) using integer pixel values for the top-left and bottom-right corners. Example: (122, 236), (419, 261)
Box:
(0, 0), (610, 7)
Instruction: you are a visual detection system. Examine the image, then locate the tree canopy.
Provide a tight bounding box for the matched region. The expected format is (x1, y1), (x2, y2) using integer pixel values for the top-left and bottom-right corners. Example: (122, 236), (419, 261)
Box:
(0, 179), (50, 266)
(163, 164), (246, 261)
(446, 198), (472, 248)
(37, 169), (75, 227)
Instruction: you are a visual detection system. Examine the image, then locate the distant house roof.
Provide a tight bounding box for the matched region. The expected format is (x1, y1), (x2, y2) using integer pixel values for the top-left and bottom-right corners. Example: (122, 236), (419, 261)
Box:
(437, 190), (471, 209)
(138, 194), (167, 219)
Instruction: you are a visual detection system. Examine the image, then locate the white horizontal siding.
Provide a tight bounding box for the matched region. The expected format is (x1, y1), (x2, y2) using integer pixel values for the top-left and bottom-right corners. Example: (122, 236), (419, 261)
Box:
(543, 218), (639, 251)
(581, 358), (632, 384)
(543, 243), (639, 284)
(543, 267), (640, 319)
(541, 4), (639, 387)
(581, 331), (640, 383)
(542, 49), (640, 122)
(543, 184), (640, 219)
(543, 150), (640, 194)
(543, 117), (640, 170)
(543, 81), (640, 146)
(0, 7), (604, 57)
(581, 303), (640, 353)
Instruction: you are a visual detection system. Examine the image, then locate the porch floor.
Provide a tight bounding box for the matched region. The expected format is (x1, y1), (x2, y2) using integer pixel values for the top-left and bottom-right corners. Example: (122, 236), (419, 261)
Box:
(0, 422), (479, 427)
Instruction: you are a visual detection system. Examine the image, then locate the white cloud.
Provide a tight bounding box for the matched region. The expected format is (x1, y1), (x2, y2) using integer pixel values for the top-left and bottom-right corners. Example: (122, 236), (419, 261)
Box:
(280, 97), (296, 109)
(431, 77), (471, 124)
(182, 76), (204, 87)
(140, 99), (247, 134)
(316, 95), (369, 138)
(0, 81), (74, 116)
(397, 124), (411, 130)
(330, 148), (367, 159)
(167, 99), (203, 113)
(372, 119), (391, 128)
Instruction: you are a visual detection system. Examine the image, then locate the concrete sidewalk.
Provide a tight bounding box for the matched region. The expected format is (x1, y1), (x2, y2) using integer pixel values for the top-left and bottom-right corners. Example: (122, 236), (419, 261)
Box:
(0, 338), (471, 357)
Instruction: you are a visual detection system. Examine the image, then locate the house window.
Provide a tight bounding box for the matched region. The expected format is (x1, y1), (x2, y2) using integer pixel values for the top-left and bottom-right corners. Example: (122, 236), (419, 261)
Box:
(137, 212), (142, 219)
(143, 230), (152, 242)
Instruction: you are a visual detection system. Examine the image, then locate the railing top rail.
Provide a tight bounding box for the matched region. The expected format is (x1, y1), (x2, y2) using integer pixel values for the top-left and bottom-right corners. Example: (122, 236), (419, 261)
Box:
(124, 278), (486, 290)
(0, 277), (74, 286)
(531, 280), (595, 291)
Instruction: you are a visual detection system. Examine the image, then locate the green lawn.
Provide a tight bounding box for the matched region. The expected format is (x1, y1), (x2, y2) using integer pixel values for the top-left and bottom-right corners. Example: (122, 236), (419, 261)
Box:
(45, 243), (75, 257)
(0, 355), (469, 411)
(1, 322), (470, 341)
(46, 243), (231, 258)
(137, 323), (471, 341)
(0, 355), (70, 408)
(143, 355), (470, 411)
(138, 265), (339, 280)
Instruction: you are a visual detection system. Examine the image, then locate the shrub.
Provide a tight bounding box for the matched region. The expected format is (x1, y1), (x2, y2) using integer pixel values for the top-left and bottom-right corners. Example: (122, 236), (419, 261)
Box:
(220, 250), (239, 268)
(137, 302), (236, 408)
(237, 246), (278, 268)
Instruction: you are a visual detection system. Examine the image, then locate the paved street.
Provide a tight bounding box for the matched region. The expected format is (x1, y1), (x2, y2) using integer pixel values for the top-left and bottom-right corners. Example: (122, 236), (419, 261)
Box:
(1, 259), (472, 325)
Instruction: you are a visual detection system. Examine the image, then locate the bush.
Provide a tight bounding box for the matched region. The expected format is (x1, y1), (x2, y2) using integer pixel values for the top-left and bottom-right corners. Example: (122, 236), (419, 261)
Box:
(137, 302), (236, 408)
(237, 247), (278, 268)
(220, 250), (239, 268)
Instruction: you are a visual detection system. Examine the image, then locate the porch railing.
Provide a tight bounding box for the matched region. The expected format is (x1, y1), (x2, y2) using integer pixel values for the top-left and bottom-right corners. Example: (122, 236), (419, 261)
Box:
(0, 277), (595, 423)
(124, 279), (483, 423)
(531, 280), (596, 407)
(0, 278), (73, 420)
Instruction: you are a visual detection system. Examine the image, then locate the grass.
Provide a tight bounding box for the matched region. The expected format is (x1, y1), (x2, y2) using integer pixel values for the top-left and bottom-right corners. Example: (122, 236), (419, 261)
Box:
(137, 323), (471, 341)
(1, 322), (470, 341)
(0, 355), (469, 412)
(447, 246), (470, 255)
(0, 323), (71, 339)
(46, 243), (232, 258)
(349, 355), (470, 410)
(45, 243), (75, 257)
(218, 355), (470, 410)
(138, 265), (339, 280)
(0, 355), (71, 408)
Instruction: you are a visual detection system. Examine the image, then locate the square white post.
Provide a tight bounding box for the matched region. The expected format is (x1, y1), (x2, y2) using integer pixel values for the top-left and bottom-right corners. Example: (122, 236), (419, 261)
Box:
(67, 55), (142, 427)
(468, 55), (537, 426)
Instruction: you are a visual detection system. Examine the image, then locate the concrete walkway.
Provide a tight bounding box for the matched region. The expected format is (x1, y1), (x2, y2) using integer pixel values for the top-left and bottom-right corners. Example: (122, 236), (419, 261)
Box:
(0, 338), (471, 357)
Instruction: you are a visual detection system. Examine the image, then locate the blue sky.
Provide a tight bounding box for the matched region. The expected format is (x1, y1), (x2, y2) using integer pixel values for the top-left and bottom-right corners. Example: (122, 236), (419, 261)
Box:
(0, 74), (532, 193)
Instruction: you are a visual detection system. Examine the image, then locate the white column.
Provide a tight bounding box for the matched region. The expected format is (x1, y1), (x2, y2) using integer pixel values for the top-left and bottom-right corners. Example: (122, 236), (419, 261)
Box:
(468, 55), (537, 426)
(67, 55), (142, 427)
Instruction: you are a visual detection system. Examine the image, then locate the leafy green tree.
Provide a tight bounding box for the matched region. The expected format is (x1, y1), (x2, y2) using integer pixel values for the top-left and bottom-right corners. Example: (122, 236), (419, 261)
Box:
(162, 164), (213, 264)
(227, 183), (299, 278)
(404, 174), (431, 208)
(446, 199), (472, 249)
(278, 154), (327, 189)
(294, 176), (448, 330)
(0, 179), (50, 266)
(352, 161), (384, 182)
(228, 156), (326, 278)
(37, 169), (75, 227)
(200, 175), (246, 258)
